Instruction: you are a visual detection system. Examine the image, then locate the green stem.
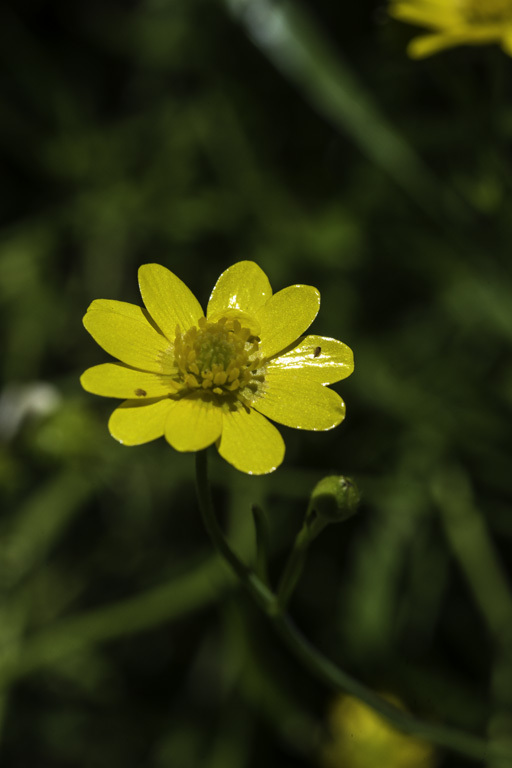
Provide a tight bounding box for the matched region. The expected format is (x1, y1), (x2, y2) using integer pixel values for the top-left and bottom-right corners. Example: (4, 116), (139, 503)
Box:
(276, 523), (310, 610)
(276, 501), (331, 611)
(433, 467), (512, 767)
(195, 451), (275, 612)
(194, 450), (512, 765)
(272, 613), (489, 758)
(251, 504), (271, 585)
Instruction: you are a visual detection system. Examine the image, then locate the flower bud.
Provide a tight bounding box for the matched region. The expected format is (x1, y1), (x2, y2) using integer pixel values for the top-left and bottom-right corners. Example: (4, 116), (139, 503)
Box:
(309, 476), (360, 525)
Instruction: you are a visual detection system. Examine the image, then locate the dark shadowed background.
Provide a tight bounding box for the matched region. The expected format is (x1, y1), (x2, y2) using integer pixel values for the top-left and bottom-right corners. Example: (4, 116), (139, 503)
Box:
(1, 1), (512, 766)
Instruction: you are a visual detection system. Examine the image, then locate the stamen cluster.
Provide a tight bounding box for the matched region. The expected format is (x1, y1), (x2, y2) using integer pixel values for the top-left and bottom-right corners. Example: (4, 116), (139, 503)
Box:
(173, 316), (262, 396)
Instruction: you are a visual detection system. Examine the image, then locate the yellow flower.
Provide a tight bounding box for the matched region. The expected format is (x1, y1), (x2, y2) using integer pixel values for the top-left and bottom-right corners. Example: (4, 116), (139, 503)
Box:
(321, 694), (436, 768)
(80, 262), (354, 474)
(389, 0), (512, 57)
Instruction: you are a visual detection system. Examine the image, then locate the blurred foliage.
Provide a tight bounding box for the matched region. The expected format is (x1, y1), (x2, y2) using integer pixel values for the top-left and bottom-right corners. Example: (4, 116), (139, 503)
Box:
(1, 0), (512, 766)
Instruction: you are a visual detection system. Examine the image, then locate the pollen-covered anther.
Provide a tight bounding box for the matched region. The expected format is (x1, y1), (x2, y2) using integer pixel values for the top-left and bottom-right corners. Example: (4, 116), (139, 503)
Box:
(173, 316), (264, 397)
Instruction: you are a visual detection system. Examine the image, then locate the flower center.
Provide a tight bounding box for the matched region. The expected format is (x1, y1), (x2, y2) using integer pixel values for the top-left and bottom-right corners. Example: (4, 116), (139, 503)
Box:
(173, 316), (263, 398)
(462, 0), (512, 22)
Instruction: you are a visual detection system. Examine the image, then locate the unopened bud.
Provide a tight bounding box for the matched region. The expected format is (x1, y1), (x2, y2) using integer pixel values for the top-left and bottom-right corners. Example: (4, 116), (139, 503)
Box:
(309, 475), (360, 524)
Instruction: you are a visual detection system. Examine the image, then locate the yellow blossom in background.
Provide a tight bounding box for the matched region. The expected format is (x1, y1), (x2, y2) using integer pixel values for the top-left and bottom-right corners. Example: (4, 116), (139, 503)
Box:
(81, 262), (353, 474)
(388, 0), (512, 58)
(321, 694), (436, 768)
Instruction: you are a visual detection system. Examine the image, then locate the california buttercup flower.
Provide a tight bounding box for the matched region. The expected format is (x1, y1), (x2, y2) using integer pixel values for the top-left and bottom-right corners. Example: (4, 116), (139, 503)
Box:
(389, 0), (512, 58)
(81, 262), (353, 474)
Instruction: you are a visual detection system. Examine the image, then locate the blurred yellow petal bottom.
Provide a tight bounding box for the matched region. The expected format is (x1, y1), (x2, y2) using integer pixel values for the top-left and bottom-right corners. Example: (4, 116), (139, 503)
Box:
(502, 29), (512, 54)
(322, 694), (436, 768)
(408, 28), (504, 58)
(389, 2), (459, 28)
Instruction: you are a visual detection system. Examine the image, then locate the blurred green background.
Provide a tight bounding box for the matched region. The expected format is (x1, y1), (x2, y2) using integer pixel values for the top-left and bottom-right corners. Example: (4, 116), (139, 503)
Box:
(2, 0), (512, 766)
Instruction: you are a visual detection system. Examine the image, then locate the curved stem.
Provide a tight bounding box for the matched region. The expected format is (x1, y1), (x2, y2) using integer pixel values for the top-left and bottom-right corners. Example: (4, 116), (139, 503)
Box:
(194, 449), (512, 765)
(195, 451), (275, 611)
(276, 497), (334, 610)
(251, 504), (271, 585)
(272, 613), (492, 760)
(276, 520), (313, 611)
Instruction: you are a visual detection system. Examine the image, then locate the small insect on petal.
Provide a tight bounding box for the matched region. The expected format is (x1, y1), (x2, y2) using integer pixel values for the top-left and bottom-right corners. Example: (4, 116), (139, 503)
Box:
(135, 388), (147, 397)
(314, 347), (321, 358)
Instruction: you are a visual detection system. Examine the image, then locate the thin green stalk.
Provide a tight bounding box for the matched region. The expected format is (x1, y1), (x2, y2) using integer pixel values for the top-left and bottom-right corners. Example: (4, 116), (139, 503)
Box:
(224, 0), (466, 223)
(276, 522), (312, 611)
(276, 491), (337, 610)
(194, 449), (512, 765)
(195, 451), (276, 612)
(433, 467), (512, 768)
(251, 504), (271, 585)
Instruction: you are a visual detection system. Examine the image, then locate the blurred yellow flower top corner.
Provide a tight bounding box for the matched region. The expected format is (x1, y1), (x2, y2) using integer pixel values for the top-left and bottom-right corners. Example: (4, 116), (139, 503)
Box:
(321, 694), (437, 768)
(388, 0), (512, 58)
(80, 262), (354, 475)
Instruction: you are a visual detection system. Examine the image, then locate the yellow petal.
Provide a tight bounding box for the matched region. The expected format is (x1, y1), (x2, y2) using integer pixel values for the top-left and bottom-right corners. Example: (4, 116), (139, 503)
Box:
(253, 371), (345, 430)
(138, 263), (204, 340)
(407, 27), (500, 57)
(109, 398), (175, 445)
(83, 299), (171, 373)
(217, 405), (285, 474)
(457, 25), (505, 43)
(207, 261), (272, 320)
(257, 285), (320, 359)
(267, 335), (354, 384)
(501, 29), (512, 55)
(81, 363), (178, 399)
(165, 395), (222, 451)
(389, 2), (459, 29)
(407, 33), (460, 57)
